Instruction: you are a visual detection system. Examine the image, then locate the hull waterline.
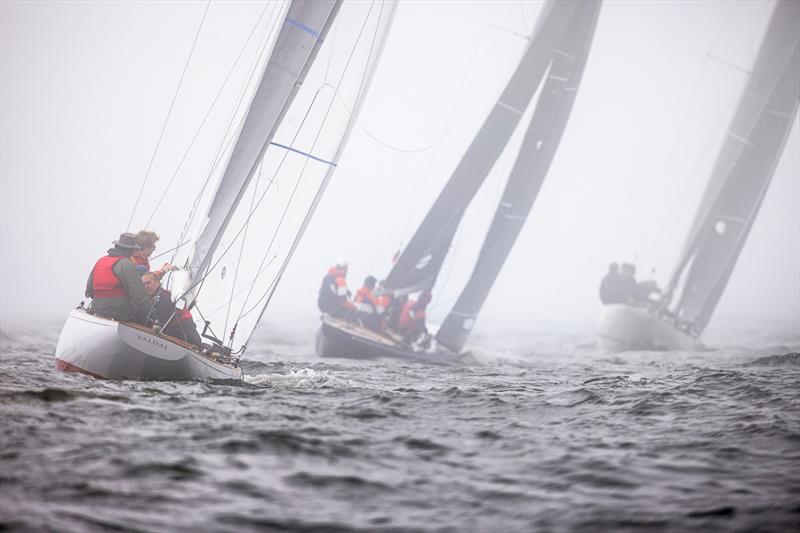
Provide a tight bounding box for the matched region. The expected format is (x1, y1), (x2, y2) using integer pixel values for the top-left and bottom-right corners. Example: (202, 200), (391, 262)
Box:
(597, 304), (703, 351)
(316, 316), (460, 364)
(54, 310), (242, 381)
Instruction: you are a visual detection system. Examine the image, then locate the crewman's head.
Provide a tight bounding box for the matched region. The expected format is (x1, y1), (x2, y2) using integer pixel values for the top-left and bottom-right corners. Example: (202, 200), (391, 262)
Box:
(335, 257), (348, 273)
(142, 272), (160, 297)
(364, 275), (377, 289)
(135, 230), (160, 259)
(609, 262), (618, 274)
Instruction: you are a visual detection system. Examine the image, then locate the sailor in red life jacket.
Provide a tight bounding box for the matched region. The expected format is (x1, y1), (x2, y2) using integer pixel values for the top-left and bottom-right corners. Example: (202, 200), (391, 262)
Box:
(398, 290), (432, 341)
(141, 272), (203, 347)
(132, 230), (174, 278)
(85, 233), (153, 323)
(354, 276), (384, 331)
(317, 258), (356, 320)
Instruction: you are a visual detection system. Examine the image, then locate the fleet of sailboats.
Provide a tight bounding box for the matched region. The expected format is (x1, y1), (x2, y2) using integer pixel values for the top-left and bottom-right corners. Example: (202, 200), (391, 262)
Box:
(598, 0), (799, 350)
(52, 0), (798, 377)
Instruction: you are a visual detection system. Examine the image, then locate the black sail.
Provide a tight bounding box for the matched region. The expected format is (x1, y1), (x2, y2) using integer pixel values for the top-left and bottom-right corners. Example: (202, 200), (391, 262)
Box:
(382, 0), (581, 294)
(436, 1), (602, 352)
(666, 0), (800, 334)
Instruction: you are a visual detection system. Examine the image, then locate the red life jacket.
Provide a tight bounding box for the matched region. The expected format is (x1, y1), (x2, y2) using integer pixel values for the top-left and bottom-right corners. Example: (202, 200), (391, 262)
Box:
(91, 256), (127, 298)
(399, 300), (426, 329)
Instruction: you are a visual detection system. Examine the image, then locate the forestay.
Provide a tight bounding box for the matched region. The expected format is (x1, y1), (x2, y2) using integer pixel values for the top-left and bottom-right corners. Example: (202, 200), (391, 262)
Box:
(177, 0), (396, 352)
(436, 1), (602, 352)
(665, 0), (799, 334)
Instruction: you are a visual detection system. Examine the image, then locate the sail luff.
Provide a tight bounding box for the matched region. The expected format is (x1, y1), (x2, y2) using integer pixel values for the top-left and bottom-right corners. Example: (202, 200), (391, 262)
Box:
(666, 0), (799, 333)
(189, 0), (342, 284)
(382, 0), (581, 294)
(666, 0), (800, 297)
(244, 1), (399, 347)
(435, 0), (602, 352)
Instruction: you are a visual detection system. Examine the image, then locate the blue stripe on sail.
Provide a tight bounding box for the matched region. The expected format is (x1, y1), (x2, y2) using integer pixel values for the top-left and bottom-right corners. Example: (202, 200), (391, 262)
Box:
(269, 142), (336, 166)
(284, 18), (320, 39)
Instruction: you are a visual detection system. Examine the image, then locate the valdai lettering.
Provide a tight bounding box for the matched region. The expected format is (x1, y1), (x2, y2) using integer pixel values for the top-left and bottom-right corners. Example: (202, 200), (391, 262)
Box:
(136, 334), (168, 351)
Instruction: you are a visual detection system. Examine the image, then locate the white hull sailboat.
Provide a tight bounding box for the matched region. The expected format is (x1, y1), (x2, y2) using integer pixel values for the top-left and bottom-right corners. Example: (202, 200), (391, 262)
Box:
(55, 310), (242, 380)
(597, 304), (701, 351)
(598, 0), (799, 352)
(55, 0), (396, 380)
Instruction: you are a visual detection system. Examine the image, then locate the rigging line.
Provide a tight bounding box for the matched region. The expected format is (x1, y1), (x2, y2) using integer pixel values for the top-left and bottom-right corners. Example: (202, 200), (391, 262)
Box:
(143, 1), (275, 229)
(223, 155), (266, 340)
(238, 1), (384, 323)
(150, 240), (191, 261)
(206, 255), (278, 316)
(170, 2), (283, 265)
(126, 0), (211, 232)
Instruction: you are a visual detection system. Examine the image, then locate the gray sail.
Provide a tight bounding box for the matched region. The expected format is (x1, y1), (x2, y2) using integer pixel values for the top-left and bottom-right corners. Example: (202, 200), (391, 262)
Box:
(667, 0), (800, 334)
(382, 0), (581, 294)
(436, 1), (602, 352)
(189, 0), (341, 281)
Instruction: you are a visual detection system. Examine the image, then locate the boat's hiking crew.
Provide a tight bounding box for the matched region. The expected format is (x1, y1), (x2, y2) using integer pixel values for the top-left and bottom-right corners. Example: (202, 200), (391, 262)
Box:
(599, 262), (625, 304)
(398, 290), (431, 342)
(600, 262), (661, 305)
(354, 275), (383, 331)
(318, 258), (356, 320)
(85, 233), (151, 323)
(131, 230), (174, 278)
(141, 272), (202, 347)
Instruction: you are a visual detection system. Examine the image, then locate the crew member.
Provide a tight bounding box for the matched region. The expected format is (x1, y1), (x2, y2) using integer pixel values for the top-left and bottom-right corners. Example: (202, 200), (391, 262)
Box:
(317, 258), (356, 320)
(354, 275), (383, 330)
(85, 233), (152, 323)
(398, 290), (431, 341)
(141, 272), (202, 347)
(599, 262), (625, 304)
(132, 230), (174, 277)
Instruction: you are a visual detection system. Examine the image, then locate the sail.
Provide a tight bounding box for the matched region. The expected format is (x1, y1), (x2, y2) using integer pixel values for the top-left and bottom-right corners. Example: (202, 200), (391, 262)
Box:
(666, 0), (800, 333)
(436, 1), (602, 352)
(189, 0), (342, 281)
(180, 1), (397, 351)
(382, 0), (581, 294)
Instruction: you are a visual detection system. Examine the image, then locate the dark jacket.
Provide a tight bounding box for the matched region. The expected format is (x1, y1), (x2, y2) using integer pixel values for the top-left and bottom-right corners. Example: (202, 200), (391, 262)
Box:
(146, 288), (202, 347)
(86, 248), (151, 322)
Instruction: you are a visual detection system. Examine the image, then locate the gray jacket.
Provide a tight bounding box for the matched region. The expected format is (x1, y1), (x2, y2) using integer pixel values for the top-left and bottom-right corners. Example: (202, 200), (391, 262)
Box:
(86, 248), (151, 322)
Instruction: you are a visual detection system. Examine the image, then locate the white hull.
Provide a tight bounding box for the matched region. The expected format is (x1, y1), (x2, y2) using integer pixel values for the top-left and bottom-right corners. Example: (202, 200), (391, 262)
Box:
(597, 304), (703, 351)
(54, 310), (242, 381)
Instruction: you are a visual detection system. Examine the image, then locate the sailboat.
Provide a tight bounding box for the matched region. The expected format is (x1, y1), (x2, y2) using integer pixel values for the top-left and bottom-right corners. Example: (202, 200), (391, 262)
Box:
(317, 0), (602, 362)
(598, 0), (799, 351)
(55, 0), (397, 380)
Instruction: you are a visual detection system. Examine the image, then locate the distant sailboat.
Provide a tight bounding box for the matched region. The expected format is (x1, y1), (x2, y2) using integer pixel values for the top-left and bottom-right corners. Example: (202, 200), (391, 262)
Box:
(55, 0), (397, 380)
(317, 0), (602, 362)
(598, 0), (799, 351)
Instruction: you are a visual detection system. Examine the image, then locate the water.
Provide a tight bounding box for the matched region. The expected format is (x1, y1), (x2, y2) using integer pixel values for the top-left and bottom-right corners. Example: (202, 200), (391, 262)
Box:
(1, 320), (799, 532)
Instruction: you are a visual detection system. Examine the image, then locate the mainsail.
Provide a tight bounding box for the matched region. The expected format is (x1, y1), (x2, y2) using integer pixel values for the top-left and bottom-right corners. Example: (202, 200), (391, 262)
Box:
(436, 1), (602, 352)
(665, 0), (800, 334)
(382, 0), (581, 294)
(176, 0), (396, 351)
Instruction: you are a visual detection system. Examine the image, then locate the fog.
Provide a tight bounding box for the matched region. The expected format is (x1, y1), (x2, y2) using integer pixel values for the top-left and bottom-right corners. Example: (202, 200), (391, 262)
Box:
(1, 0), (798, 338)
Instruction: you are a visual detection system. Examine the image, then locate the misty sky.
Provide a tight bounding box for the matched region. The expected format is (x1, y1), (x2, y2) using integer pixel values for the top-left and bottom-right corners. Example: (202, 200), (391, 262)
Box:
(1, 0), (798, 337)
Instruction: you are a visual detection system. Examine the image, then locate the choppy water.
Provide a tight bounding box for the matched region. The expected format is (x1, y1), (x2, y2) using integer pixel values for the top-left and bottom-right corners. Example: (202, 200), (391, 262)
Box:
(1, 320), (799, 532)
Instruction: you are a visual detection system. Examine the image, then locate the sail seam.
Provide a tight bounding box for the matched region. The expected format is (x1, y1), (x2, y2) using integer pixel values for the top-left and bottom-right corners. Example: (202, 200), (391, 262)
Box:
(496, 101), (524, 115)
(727, 131), (755, 146)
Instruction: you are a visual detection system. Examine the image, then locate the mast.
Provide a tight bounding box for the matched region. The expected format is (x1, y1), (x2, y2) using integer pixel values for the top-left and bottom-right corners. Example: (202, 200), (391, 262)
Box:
(666, 0), (799, 334)
(382, 0), (581, 295)
(436, 0), (602, 352)
(189, 0), (342, 283)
